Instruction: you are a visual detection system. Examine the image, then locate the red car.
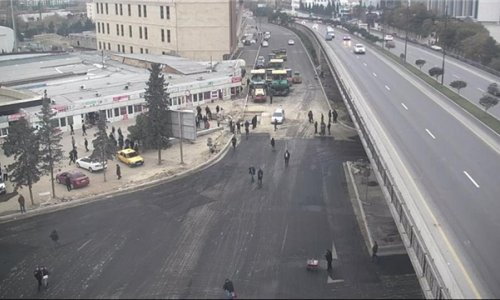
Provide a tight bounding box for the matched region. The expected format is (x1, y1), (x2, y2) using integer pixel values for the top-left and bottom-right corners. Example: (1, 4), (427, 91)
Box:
(56, 171), (90, 189)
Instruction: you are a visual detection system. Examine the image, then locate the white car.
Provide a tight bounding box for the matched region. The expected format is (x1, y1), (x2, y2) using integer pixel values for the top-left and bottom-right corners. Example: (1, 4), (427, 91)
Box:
(271, 108), (285, 124)
(384, 34), (394, 41)
(288, 39), (295, 45)
(312, 24), (318, 30)
(353, 44), (366, 54)
(0, 178), (5, 195)
(430, 45), (443, 51)
(261, 41), (269, 47)
(76, 157), (107, 172)
(250, 39), (256, 44)
(301, 20), (306, 25)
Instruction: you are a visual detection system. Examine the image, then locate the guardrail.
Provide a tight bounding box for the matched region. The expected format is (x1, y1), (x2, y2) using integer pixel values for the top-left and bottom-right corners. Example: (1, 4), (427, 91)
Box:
(294, 24), (450, 299)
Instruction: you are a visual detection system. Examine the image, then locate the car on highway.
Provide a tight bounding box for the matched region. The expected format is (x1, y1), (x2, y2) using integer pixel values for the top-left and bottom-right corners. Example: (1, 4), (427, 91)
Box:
(271, 108), (285, 124)
(117, 148), (144, 167)
(384, 34), (394, 41)
(343, 35), (351, 41)
(430, 45), (443, 51)
(56, 171), (90, 189)
(250, 39), (256, 45)
(288, 39), (295, 45)
(312, 23), (318, 30)
(301, 20), (306, 25)
(262, 40), (269, 47)
(487, 83), (500, 96)
(75, 156), (107, 173)
(353, 44), (366, 54)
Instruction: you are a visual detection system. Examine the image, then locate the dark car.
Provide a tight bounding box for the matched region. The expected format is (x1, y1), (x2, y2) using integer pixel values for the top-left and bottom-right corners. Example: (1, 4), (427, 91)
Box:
(487, 83), (500, 97)
(56, 171), (90, 189)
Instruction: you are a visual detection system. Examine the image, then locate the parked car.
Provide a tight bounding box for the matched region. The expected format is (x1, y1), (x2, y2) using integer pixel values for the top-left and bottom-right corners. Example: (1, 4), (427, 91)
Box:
(343, 35), (351, 41)
(76, 156), (107, 172)
(56, 171), (90, 189)
(117, 148), (144, 167)
(353, 44), (366, 54)
(271, 108), (285, 124)
(430, 45), (443, 51)
(262, 41), (269, 47)
(288, 39), (295, 45)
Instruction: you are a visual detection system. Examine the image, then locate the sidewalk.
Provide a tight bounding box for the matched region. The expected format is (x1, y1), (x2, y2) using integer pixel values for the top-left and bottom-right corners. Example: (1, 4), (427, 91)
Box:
(344, 160), (406, 257)
(0, 98), (248, 222)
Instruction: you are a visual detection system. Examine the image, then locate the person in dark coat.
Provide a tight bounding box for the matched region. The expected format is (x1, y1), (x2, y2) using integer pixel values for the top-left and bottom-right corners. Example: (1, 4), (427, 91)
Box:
(216, 105), (220, 113)
(69, 149), (74, 165)
(372, 241), (379, 262)
(308, 110), (313, 123)
(257, 168), (264, 187)
(327, 122), (331, 135)
(314, 121), (318, 134)
(34, 266), (43, 291)
(284, 150), (290, 167)
(332, 108), (338, 123)
(82, 124), (87, 136)
(18, 194), (26, 213)
(69, 124), (74, 135)
(65, 176), (72, 191)
(270, 94), (273, 104)
(325, 249), (333, 270)
(50, 229), (59, 245)
(236, 122), (241, 134)
(118, 136), (124, 149)
(252, 115), (257, 129)
(249, 166), (256, 183)
(116, 164), (121, 180)
(328, 110), (332, 123)
(270, 137), (275, 150)
(231, 136), (237, 149)
(84, 138), (89, 152)
(223, 279), (235, 299)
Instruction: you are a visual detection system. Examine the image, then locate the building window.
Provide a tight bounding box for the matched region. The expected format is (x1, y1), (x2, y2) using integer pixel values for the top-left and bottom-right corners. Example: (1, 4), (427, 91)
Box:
(143, 5), (147, 17)
(108, 42), (111, 50)
(138, 5), (141, 17)
(204, 91), (211, 100)
(144, 27), (148, 40)
(145, 49), (149, 54)
(97, 22), (100, 33)
(96, 2), (100, 14)
(116, 24), (119, 35)
(122, 45), (125, 52)
(114, 108), (120, 117)
(128, 105), (133, 114)
(115, 3), (118, 15)
(129, 25), (132, 37)
(139, 26), (142, 39)
(121, 24), (124, 36)
(120, 4), (123, 15)
(105, 3), (108, 14)
(107, 23), (110, 34)
(117, 44), (120, 52)
(107, 109), (113, 119)
(167, 29), (171, 43)
(140, 48), (143, 54)
(161, 29), (164, 42)
(166, 6), (170, 19)
(60, 117), (66, 127)
(130, 46), (133, 53)
(193, 93), (198, 102)
(100, 3), (103, 15)
(134, 105), (143, 112)
(160, 6), (164, 19)
(99, 41), (102, 49)
(120, 107), (127, 115)
(128, 4), (131, 16)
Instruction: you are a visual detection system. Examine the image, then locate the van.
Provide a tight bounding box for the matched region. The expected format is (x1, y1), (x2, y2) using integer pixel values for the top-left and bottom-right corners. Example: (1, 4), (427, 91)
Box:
(271, 108), (285, 124)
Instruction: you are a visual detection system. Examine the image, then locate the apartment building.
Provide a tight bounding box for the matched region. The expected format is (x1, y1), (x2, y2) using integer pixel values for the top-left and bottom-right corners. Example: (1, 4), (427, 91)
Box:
(93, 0), (237, 61)
(411, 0), (500, 22)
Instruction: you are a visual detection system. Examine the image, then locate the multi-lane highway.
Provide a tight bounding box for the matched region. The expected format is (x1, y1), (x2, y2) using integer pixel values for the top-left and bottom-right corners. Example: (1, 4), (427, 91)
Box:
(306, 22), (500, 298)
(370, 29), (500, 119)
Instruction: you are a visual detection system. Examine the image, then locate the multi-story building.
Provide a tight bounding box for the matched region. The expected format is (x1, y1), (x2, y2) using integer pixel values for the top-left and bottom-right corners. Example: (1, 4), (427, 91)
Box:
(94, 0), (238, 61)
(87, 2), (96, 20)
(411, 0), (500, 22)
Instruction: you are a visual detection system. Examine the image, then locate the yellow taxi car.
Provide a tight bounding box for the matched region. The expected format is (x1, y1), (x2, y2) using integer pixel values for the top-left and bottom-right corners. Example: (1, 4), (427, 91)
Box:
(117, 148), (144, 167)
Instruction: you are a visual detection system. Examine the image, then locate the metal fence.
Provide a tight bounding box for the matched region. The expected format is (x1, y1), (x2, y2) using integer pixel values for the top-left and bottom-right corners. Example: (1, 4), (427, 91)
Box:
(296, 24), (451, 299)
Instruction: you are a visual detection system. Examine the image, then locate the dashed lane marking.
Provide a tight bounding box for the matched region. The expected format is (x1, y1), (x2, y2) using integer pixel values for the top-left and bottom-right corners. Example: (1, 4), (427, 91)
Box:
(463, 171), (480, 188)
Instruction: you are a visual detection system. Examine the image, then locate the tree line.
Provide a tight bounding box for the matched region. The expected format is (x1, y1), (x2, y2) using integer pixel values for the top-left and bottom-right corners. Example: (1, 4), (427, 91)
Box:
(2, 64), (170, 204)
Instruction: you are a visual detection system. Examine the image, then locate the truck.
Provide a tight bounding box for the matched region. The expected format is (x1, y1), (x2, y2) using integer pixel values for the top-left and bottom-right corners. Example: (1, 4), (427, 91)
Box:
(325, 26), (335, 40)
(269, 69), (290, 96)
(251, 82), (268, 102)
(267, 58), (284, 70)
(249, 69), (267, 90)
(272, 49), (287, 61)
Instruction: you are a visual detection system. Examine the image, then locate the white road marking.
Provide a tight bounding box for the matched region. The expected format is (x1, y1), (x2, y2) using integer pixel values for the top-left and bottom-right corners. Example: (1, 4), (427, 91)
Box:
(425, 128), (436, 139)
(77, 239), (92, 251)
(280, 224), (288, 253)
(477, 88), (485, 93)
(463, 171), (480, 188)
(401, 103), (409, 110)
(331, 241), (338, 260)
(452, 74), (460, 79)
(363, 62), (367, 66)
(327, 276), (344, 284)
(385, 85), (391, 91)
(372, 72), (377, 77)
(55, 67), (63, 74)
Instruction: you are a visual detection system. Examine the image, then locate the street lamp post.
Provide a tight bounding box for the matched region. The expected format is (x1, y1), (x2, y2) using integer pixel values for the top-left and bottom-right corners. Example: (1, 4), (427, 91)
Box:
(404, 3), (409, 63)
(440, 1), (448, 85)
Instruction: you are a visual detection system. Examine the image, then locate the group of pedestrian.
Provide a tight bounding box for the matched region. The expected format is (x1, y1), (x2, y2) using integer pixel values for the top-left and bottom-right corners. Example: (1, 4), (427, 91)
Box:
(310, 109), (338, 136)
(196, 105), (217, 130)
(229, 116), (255, 141)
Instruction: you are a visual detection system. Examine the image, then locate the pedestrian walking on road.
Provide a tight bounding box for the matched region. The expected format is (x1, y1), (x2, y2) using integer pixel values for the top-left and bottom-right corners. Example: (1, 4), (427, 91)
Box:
(284, 150), (290, 167)
(332, 108), (338, 123)
(82, 124), (87, 136)
(50, 229), (60, 247)
(69, 124), (74, 135)
(18, 194), (26, 213)
(274, 120), (278, 131)
(68, 149), (74, 165)
(71, 135), (76, 149)
(257, 168), (263, 188)
(327, 122), (331, 135)
(325, 249), (333, 270)
(308, 110), (313, 123)
(249, 166), (256, 183)
(236, 122), (241, 134)
(328, 110), (332, 123)
(73, 148), (78, 161)
(116, 164), (121, 180)
(252, 115), (257, 129)
(321, 113), (324, 124)
(270, 137), (275, 151)
(65, 176), (72, 191)
(372, 241), (379, 262)
(270, 94), (273, 104)
(84, 138), (89, 152)
(314, 121), (318, 134)
(34, 267), (43, 292)
(231, 136), (237, 150)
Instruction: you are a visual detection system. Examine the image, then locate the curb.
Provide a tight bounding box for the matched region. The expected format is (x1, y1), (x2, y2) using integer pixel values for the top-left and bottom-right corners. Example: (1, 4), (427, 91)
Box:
(0, 131), (233, 224)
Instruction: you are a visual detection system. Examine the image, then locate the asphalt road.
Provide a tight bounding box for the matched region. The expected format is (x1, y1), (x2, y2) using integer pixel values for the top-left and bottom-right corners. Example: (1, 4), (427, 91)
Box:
(370, 29), (500, 119)
(0, 18), (422, 299)
(307, 22), (500, 297)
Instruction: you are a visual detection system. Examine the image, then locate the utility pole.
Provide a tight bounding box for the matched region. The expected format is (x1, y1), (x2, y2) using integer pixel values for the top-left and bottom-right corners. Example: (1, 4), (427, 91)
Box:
(404, 1), (409, 63)
(441, 0), (448, 85)
(10, 0), (17, 52)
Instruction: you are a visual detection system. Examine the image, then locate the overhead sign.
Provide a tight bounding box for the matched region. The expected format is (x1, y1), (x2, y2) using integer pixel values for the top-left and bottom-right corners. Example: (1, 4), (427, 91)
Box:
(166, 109), (197, 141)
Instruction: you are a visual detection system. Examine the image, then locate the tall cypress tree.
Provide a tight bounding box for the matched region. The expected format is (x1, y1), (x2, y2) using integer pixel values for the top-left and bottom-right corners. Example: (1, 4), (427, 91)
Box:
(143, 63), (170, 165)
(2, 117), (41, 205)
(91, 111), (116, 182)
(38, 93), (64, 198)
